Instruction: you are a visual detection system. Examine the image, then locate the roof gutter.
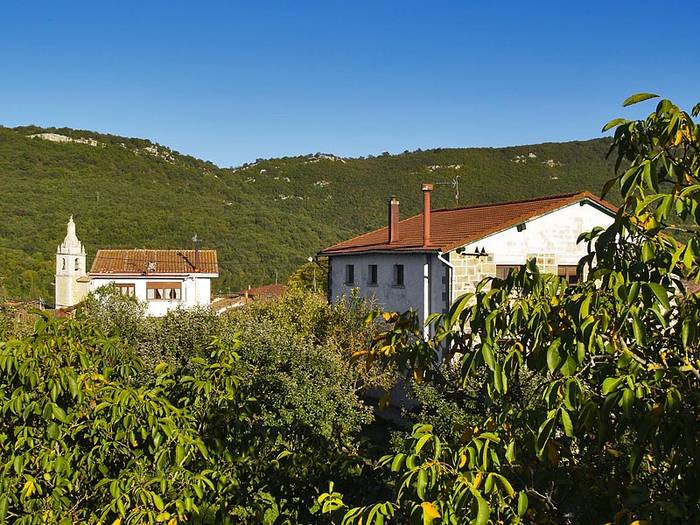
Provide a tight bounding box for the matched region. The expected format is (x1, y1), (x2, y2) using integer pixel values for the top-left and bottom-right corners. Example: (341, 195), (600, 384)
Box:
(318, 248), (441, 257)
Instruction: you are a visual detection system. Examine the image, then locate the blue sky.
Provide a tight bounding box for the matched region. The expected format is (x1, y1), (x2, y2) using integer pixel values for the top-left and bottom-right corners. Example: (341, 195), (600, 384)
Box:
(1, 0), (698, 166)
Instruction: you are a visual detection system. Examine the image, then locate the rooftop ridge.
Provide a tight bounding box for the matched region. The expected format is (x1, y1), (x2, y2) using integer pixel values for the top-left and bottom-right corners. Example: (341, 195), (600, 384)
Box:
(429, 191), (590, 213)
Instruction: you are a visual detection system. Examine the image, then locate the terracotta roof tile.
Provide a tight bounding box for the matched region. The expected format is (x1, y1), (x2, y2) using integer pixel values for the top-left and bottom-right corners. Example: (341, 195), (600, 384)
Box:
(319, 192), (617, 255)
(90, 249), (218, 275)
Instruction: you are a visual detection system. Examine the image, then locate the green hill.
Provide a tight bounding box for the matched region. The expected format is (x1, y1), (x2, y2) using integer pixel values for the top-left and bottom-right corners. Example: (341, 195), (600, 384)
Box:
(0, 125), (616, 301)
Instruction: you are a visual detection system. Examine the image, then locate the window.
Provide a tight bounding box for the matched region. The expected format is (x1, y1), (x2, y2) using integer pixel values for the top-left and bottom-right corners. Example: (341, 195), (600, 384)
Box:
(368, 264), (378, 286)
(558, 265), (579, 285)
(345, 264), (355, 285)
(116, 283), (135, 297)
(496, 265), (523, 279)
(147, 281), (182, 301)
(74, 258), (80, 271)
(442, 273), (449, 304)
(61, 258), (66, 270)
(393, 264), (404, 287)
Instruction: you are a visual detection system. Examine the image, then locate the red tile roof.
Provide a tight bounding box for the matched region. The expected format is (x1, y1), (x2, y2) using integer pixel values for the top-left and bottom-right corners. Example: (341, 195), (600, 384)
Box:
(319, 191), (617, 255)
(90, 249), (218, 275)
(244, 283), (287, 299)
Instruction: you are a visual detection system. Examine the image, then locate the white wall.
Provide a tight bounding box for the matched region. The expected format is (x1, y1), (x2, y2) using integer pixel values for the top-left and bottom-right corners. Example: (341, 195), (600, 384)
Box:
(328, 252), (449, 324)
(89, 275), (213, 316)
(458, 202), (614, 267)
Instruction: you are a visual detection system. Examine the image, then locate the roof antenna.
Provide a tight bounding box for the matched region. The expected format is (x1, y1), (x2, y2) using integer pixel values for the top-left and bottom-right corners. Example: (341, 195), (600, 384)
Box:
(432, 175), (460, 204)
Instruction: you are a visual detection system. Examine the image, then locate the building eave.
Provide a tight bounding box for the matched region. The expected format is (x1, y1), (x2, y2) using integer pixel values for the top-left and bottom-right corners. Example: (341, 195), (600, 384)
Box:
(89, 272), (219, 278)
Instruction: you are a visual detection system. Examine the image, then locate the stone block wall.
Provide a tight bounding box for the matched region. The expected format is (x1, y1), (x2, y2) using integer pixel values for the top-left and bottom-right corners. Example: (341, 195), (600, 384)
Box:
(452, 253), (496, 297)
(451, 252), (560, 301)
(527, 253), (557, 275)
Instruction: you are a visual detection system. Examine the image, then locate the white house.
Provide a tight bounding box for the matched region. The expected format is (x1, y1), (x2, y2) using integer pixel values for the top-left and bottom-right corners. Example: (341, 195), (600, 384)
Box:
(55, 217), (218, 316)
(319, 185), (617, 332)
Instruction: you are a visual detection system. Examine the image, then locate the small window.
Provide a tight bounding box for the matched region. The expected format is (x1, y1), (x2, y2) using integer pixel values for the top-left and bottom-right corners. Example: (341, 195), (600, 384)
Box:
(558, 265), (579, 285)
(62, 258), (66, 270)
(368, 264), (378, 286)
(393, 264), (404, 287)
(345, 264), (355, 286)
(147, 282), (182, 301)
(496, 265), (523, 279)
(74, 258), (80, 271)
(116, 283), (135, 297)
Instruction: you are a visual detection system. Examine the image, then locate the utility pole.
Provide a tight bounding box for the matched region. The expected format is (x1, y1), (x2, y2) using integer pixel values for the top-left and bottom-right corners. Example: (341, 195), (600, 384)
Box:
(308, 256), (317, 292)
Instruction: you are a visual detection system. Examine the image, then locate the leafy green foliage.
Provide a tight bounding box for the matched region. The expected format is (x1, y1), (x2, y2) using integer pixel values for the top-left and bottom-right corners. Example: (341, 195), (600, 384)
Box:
(320, 96), (700, 524)
(0, 125), (615, 301)
(0, 313), (243, 524)
(287, 258), (328, 295)
(0, 286), (392, 523)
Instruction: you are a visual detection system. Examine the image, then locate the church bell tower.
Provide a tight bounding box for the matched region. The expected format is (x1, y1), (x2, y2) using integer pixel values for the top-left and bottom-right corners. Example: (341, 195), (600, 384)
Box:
(55, 216), (88, 309)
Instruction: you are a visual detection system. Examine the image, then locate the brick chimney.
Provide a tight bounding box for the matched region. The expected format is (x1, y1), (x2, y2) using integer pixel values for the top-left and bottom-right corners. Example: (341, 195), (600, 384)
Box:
(421, 183), (433, 247)
(388, 196), (400, 243)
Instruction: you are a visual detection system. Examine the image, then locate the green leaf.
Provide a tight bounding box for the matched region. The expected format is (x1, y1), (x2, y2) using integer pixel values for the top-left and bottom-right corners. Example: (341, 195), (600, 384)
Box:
(602, 376), (625, 395)
(602, 118), (627, 132)
(474, 494), (490, 525)
(416, 469), (428, 500)
(415, 434), (432, 455)
(536, 415), (556, 453)
(560, 356), (577, 377)
(631, 313), (647, 346)
(622, 388), (635, 419)
(481, 342), (495, 370)
(505, 440), (516, 464)
(517, 492), (529, 517)
(560, 407), (574, 437)
(495, 474), (515, 497)
(546, 341), (561, 372)
(391, 453), (406, 472)
(646, 283), (669, 310)
(623, 93), (659, 107)
(153, 493), (164, 511)
(493, 362), (504, 394)
(681, 316), (696, 348)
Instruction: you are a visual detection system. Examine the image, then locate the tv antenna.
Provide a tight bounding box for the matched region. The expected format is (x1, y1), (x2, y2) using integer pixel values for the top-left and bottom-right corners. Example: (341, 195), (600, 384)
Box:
(433, 175), (460, 203)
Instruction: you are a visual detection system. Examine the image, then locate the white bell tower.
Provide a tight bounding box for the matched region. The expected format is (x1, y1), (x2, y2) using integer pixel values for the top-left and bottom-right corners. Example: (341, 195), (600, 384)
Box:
(55, 216), (89, 309)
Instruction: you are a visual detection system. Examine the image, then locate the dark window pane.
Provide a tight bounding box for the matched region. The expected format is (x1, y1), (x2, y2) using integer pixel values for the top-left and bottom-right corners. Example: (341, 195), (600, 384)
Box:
(394, 264), (404, 286)
(368, 264), (377, 285)
(345, 264), (355, 285)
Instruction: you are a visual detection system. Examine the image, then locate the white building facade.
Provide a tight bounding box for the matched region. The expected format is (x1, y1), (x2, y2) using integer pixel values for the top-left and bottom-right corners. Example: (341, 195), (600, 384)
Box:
(55, 219), (218, 316)
(320, 188), (616, 330)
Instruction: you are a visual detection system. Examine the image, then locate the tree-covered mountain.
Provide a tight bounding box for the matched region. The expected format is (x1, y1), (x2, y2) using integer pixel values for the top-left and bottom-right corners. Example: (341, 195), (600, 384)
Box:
(0, 125), (616, 301)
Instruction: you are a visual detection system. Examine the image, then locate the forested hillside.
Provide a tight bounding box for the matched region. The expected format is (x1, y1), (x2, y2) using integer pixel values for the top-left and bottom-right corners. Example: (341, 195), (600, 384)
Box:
(0, 125), (616, 301)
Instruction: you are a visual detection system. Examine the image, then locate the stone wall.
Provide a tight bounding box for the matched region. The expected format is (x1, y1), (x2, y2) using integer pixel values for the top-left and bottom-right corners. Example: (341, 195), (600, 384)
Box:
(527, 253), (557, 275)
(451, 252), (558, 300)
(451, 252), (496, 296)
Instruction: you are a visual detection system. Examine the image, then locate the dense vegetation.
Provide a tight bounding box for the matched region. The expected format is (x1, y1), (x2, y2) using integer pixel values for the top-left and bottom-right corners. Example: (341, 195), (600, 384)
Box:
(0, 124), (615, 301)
(0, 287), (392, 523)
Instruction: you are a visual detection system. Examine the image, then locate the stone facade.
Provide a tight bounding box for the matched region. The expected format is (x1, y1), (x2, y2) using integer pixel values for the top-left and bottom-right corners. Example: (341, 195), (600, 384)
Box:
(451, 252), (496, 296)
